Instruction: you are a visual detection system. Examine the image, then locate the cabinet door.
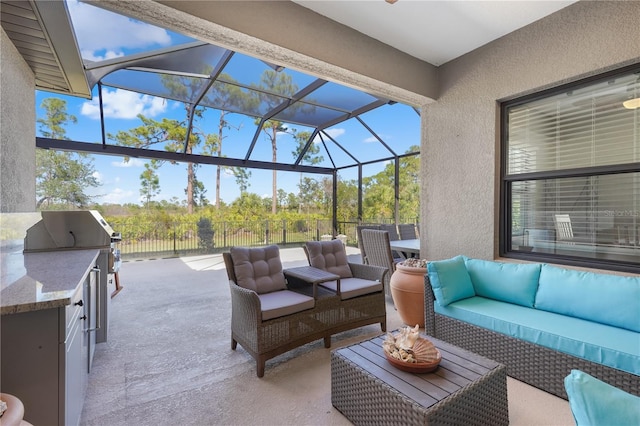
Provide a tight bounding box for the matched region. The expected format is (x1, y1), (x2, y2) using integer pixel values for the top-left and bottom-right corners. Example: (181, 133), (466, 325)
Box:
(86, 268), (97, 372)
(1, 309), (59, 426)
(65, 315), (85, 426)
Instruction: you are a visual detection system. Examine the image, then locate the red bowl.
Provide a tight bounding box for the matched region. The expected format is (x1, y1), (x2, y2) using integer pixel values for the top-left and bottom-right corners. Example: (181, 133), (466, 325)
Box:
(384, 348), (441, 373)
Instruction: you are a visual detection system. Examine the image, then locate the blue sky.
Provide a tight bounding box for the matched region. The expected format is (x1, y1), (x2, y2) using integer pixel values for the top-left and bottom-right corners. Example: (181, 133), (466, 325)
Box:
(34, 1), (420, 207)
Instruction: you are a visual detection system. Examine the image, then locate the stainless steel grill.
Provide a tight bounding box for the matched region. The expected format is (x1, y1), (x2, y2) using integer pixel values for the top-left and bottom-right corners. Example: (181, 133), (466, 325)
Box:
(24, 210), (121, 343)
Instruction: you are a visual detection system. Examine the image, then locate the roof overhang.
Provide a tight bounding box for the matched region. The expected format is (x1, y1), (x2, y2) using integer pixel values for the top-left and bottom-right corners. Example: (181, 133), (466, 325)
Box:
(1, 0), (91, 98)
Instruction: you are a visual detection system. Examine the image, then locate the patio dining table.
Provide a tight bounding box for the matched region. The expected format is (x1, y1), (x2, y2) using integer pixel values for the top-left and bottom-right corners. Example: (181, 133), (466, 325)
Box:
(389, 238), (421, 259)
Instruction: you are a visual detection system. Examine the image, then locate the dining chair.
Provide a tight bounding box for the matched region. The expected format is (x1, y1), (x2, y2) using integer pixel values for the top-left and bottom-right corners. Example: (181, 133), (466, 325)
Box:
(380, 223), (403, 259)
(360, 229), (396, 299)
(356, 224), (381, 264)
(398, 223), (417, 240)
(380, 223), (400, 241)
(554, 214), (574, 241)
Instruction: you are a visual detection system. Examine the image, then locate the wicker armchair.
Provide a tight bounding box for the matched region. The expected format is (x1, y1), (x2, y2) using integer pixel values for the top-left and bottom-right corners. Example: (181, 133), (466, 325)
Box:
(224, 246), (323, 377)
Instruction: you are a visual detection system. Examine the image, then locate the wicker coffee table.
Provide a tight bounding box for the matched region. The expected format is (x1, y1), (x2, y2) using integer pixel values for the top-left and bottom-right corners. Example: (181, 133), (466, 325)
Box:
(331, 334), (508, 425)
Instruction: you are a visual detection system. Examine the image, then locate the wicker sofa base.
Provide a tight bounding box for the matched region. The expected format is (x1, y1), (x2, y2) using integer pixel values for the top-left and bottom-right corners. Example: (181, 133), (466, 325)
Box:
(429, 313), (640, 399)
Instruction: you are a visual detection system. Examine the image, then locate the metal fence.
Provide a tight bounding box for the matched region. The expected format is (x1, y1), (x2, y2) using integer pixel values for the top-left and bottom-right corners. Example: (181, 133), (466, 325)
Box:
(108, 217), (418, 260)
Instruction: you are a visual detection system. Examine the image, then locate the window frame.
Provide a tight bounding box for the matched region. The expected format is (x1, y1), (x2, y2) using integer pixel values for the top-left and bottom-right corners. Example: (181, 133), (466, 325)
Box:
(499, 64), (640, 273)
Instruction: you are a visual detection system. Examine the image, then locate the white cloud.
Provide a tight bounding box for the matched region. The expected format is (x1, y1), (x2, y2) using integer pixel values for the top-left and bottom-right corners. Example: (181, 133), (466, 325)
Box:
(324, 128), (345, 139)
(81, 49), (124, 62)
(101, 188), (135, 204)
(67, 0), (171, 56)
(364, 136), (378, 143)
(111, 158), (146, 168)
(92, 171), (103, 183)
(81, 88), (167, 119)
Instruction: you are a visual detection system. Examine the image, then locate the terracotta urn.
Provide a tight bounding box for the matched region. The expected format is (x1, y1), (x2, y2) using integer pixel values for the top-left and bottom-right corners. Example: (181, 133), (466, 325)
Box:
(389, 259), (427, 328)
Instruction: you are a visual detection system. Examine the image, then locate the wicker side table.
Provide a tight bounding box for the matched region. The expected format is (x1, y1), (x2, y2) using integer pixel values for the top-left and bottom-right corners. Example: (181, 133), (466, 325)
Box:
(331, 334), (508, 425)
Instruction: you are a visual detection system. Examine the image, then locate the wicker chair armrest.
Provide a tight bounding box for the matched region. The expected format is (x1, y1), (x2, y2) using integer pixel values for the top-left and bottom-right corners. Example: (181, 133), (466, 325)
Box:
(424, 274), (436, 336)
(228, 280), (262, 325)
(348, 262), (388, 284)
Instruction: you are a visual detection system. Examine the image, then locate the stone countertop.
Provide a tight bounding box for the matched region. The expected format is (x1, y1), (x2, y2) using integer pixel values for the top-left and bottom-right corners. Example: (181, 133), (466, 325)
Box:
(1, 249), (100, 315)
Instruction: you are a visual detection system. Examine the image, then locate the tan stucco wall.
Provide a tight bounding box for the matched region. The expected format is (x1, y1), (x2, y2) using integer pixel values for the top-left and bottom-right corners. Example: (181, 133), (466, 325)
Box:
(0, 27), (36, 213)
(421, 0), (640, 261)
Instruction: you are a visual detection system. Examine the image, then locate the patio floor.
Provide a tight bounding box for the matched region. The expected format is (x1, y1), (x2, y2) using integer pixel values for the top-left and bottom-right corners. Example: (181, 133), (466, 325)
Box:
(80, 247), (574, 425)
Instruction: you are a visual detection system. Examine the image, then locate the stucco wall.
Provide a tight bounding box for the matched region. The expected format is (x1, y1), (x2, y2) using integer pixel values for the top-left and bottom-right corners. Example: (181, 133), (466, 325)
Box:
(422, 0), (640, 261)
(0, 28), (36, 212)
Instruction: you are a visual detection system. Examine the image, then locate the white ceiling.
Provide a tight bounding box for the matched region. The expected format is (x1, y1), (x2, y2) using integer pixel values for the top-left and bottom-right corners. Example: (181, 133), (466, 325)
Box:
(293, 0), (578, 66)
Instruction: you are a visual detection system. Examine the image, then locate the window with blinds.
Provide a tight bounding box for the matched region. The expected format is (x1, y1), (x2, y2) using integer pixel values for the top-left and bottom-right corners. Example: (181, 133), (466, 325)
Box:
(502, 66), (640, 271)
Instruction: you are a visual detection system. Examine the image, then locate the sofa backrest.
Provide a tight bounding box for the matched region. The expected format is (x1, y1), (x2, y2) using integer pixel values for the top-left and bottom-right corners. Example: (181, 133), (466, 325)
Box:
(464, 258), (541, 308)
(535, 265), (640, 333)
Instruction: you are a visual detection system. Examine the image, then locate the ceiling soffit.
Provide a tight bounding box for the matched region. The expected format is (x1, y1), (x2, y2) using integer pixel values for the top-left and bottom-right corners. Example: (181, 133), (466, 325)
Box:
(1, 0), (91, 98)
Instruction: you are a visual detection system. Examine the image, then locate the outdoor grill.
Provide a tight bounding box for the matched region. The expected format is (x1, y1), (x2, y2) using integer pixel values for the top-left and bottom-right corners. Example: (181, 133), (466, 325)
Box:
(24, 210), (121, 343)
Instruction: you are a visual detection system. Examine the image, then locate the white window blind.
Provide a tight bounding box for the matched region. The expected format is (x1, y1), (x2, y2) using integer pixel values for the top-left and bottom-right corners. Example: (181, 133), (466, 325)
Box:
(507, 72), (639, 175)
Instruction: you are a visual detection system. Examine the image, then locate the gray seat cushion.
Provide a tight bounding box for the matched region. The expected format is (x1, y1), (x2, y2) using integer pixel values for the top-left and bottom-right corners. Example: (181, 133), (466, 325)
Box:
(305, 239), (353, 278)
(258, 290), (315, 320)
(230, 245), (287, 294)
(319, 277), (383, 300)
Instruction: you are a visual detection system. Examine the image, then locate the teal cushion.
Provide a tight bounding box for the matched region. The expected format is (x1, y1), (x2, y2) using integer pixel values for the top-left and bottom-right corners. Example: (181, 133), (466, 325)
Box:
(564, 369), (640, 426)
(536, 265), (640, 332)
(465, 259), (541, 307)
(435, 297), (640, 375)
(427, 255), (475, 306)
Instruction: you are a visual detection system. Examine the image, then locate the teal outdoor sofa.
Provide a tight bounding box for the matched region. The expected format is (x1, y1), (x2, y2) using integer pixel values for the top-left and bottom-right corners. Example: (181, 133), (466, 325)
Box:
(424, 256), (640, 399)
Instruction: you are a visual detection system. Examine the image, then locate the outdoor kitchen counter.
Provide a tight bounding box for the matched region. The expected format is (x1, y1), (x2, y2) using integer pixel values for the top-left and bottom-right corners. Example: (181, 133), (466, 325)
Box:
(0, 249), (100, 315)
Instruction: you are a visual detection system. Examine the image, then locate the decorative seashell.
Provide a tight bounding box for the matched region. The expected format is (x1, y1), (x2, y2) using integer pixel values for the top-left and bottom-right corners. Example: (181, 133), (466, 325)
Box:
(411, 338), (440, 363)
(395, 324), (420, 350)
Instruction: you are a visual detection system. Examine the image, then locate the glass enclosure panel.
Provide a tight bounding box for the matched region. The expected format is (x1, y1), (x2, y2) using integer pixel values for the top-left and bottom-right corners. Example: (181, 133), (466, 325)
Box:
(510, 173), (639, 264)
(300, 82), (380, 112)
(362, 162), (394, 221)
(336, 169), (359, 223)
(102, 70), (210, 103)
(273, 102), (346, 127)
(398, 153), (420, 222)
(222, 54), (316, 94)
(358, 104), (421, 156)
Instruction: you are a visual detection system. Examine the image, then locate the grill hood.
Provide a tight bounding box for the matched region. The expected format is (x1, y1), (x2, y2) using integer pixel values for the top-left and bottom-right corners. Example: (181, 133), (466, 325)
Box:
(24, 210), (119, 252)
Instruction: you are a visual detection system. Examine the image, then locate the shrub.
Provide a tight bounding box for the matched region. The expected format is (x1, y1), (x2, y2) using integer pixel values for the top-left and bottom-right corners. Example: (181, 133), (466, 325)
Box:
(197, 217), (215, 252)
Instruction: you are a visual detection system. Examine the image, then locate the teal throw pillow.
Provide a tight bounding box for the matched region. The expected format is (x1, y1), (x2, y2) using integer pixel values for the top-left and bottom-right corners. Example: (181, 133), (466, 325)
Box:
(427, 255), (475, 306)
(564, 369), (640, 426)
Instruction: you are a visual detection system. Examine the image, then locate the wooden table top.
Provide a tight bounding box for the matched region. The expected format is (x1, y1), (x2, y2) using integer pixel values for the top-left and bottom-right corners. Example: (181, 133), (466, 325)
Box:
(333, 333), (502, 408)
